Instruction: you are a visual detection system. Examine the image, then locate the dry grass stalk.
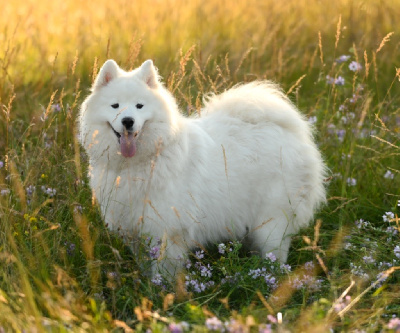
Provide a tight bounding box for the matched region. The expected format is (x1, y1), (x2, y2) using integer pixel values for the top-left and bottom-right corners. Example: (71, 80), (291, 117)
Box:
(372, 52), (378, 82)
(42, 90), (58, 122)
(91, 57), (99, 85)
(376, 32), (394, 53)
(8, 160), (27, 211)
(286, 74), (306, 95)
(338, 266), (400, 318)
(234, 47), (253, 79)
(335, 15), (342, 49)
(318, 31), (324, 64)
(126, 35), (143, 70)
(70, 51), (79, 76)
(364, 50), (370, 78)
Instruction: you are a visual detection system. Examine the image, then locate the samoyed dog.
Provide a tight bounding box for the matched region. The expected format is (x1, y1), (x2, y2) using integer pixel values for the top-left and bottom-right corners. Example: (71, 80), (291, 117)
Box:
(79, 59), (326, 277)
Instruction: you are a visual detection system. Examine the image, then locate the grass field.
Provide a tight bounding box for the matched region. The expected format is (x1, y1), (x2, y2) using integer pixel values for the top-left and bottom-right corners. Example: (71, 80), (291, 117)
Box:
(0, 0), (400, 331)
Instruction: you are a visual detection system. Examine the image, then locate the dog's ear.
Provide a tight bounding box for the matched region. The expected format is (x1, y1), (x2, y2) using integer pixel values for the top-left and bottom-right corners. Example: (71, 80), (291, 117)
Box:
(139, 60), (159, 89)
(93, 60), (120, 90)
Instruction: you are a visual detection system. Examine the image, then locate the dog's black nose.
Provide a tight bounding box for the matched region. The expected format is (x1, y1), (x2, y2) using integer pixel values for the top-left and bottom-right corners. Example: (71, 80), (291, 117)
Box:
(122, 117), (135, 130)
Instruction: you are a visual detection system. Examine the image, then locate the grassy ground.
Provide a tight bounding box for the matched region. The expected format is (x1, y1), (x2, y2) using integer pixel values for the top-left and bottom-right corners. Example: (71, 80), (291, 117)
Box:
(0, 0), (400, 331)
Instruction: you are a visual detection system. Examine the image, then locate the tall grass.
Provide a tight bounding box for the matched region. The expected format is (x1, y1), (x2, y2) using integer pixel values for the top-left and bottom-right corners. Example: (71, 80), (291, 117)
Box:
(0, 0), (399, 331)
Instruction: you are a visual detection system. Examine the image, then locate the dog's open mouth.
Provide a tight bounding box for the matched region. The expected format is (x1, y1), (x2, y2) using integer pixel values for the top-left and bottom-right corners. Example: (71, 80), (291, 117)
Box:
(107, 122), (138, 158)
(108, 122), (122, 142)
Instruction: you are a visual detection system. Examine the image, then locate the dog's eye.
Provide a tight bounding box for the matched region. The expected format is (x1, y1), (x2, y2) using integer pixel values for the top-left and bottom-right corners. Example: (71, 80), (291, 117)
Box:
(136, 103), (144, 109)
(111, 103), (119, 109)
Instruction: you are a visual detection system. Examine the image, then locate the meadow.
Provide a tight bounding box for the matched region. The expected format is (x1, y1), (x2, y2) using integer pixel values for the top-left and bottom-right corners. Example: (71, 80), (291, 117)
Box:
(0, 0), (399, 331)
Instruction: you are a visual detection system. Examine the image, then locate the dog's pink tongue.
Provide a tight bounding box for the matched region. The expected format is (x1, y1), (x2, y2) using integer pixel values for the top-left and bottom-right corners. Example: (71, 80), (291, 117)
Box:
(120, 133), (136, 157)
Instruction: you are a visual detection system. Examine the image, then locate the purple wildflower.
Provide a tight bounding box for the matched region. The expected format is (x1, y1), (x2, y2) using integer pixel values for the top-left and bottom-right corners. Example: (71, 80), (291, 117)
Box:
(248, 268), (277, 289)
(349, 94), (358, 103)
(249, 267), (267, 279)
(308, 116), (317, 124)
(201, 264), (213, 277)
(292, 277), (303, 289)
(26, 185), (36, 197)
(0, 161), (3, 168)
(349, 61), (362, 71)
(185, 277), (213, 293)
(394, 246), (400, 259)
(169, 323), (183, 333)
(151, 274), (163, 286)
(386, 226), (398, 235)
(337, 129), (346, 142)
(169, 322), (189, 333)
(327, 123), (336, 135)
(264, 274), (277, 289)
(225, 319), (247, 333)
(292, 275), (322, 291)
(107, 271), (119, 280)
(149, 245), (160, 260)
(326, 75), (335, 84)
(334, 296), (351, 312)
(42, 187), (56, 197)
(350, 263), (369, 279)
(73, 205), (83, 214)
(1, 189), (10, 196)
(280, 263), (292, 272)
(64, 242), (76, 256)
(304, 261), (314, 271)
(194, 250), (204, 260)
(51, 104), (61, 112)
(221, 272), (241, 285)
(378, 262), (393, 270)
(259, 324), (273, 333)
(335, 76), (345, 85)
(218, 243), (226, 254)
(362, 256), (375, 264)
(374, 271), (389, 288)
(205, 317), (224, 331)
(346, 178), (357, 186)
(336, 55), (351, 63)
(355, 219), (370, 229)
(265, 252), (276, 262)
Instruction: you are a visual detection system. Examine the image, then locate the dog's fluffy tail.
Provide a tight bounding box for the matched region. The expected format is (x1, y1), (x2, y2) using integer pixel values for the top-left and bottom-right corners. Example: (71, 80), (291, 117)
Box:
(202, 81), (312, 142)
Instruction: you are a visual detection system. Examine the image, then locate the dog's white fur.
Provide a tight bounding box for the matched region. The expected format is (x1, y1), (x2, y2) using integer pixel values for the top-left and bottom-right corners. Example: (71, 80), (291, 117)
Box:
(79, 59), (326, 276)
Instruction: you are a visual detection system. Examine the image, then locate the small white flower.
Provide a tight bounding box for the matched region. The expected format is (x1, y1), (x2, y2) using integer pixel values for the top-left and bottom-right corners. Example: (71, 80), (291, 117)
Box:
(394, 246), (400, 259)
(383, 212), (395, 222)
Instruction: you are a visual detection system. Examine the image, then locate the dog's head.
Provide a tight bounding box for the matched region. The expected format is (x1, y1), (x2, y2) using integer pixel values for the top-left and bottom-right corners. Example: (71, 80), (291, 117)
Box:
(79, 60), (179, 162)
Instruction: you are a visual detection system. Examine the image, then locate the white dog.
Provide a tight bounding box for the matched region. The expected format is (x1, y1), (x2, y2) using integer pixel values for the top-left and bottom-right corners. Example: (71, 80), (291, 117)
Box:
(79, 59), (326, 276)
